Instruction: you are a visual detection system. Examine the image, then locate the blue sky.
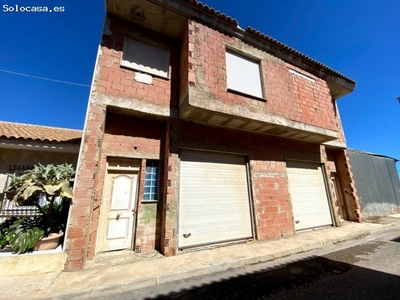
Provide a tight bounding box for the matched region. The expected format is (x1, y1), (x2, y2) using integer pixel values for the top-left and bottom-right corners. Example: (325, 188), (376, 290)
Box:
(0, 0), (399, 161)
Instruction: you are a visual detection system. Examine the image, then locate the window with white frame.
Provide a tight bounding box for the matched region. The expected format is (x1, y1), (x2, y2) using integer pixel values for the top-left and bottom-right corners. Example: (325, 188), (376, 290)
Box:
(121, 37), (170, 78)
(225, 50), (263, 98)
(143, 160), (160, 201)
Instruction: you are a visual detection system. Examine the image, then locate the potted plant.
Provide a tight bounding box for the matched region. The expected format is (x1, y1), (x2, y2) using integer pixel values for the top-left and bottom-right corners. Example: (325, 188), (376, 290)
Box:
(1, 163), (74, 253)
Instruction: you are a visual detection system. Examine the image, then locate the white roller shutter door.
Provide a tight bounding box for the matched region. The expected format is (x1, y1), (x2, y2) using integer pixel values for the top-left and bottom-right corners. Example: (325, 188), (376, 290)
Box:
(286, 161), (332, 231)
(178, 150), (253, 249)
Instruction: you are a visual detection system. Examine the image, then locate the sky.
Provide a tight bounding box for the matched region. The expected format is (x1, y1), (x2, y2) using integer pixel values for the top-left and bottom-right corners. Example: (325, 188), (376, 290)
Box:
(0, 0), (399, 162)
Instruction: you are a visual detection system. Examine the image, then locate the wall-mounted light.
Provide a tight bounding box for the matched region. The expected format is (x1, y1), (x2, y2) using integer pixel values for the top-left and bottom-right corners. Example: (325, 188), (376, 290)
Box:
(131, 6), (145, 22)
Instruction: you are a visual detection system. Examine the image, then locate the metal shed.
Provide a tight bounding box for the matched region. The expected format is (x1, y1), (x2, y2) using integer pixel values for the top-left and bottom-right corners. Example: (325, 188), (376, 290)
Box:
(348, 149), (400, 218)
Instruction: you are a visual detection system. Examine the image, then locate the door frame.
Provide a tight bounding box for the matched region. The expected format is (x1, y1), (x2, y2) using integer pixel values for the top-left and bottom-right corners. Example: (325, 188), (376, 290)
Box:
(95, 158), (141, 254)
(331, 172), (348, 220)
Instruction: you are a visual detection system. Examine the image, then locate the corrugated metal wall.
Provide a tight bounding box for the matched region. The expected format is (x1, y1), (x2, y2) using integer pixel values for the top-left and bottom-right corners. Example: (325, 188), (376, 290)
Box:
(348, 149), (400, 217)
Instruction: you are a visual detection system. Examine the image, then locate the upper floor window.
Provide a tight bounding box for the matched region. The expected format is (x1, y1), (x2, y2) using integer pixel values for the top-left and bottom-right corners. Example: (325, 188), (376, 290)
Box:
(121, 37), (170, 79)
(225, 50), (263, 99)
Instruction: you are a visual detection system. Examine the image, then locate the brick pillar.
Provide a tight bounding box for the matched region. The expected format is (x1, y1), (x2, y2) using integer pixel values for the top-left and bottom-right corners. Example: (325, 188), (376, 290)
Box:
(251, 160), (295, 240)
(161, 122), (179, 256)
(64, 101), (106, 270)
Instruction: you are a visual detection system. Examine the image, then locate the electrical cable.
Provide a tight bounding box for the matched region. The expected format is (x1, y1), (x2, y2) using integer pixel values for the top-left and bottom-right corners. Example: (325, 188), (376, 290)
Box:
(0, 68), (90, 87)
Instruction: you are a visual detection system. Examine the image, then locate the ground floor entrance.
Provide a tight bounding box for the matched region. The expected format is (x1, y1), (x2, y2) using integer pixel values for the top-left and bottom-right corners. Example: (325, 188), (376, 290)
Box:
(96, 159), (140, 253)
(65, 116), (362, 271)
(286, 161), (332, 231)
(178, 150), (254, 249)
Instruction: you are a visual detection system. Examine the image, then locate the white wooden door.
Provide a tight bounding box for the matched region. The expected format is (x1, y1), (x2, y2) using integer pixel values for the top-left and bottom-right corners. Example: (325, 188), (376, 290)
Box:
(97, 171), (138, 253)
(178, 150), (253, 249)
(286, 161), (332, 231)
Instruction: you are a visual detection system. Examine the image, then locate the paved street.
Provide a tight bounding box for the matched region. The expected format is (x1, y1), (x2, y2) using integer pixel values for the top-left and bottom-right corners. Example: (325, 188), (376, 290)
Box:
(112, 226), (400, 300)
(3, 220), (400, 300)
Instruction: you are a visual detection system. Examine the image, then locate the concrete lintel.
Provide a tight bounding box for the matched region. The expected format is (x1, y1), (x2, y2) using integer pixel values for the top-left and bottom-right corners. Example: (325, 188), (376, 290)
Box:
(324, 139), (347, 149)
(97, 92), (177, 119)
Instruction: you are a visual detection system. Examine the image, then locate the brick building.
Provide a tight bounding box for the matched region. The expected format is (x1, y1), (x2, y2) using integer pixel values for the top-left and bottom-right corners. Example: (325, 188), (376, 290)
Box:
(65, 0), (361, 270)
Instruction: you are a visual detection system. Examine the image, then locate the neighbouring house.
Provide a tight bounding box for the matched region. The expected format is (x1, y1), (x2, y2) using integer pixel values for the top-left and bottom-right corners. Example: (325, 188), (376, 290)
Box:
(65, 0), (362, 270)
(0, 121), (82, 183)
(348, 149), (400, 218)
(0, 121), (81, 194)
(0, 121), (81, 275)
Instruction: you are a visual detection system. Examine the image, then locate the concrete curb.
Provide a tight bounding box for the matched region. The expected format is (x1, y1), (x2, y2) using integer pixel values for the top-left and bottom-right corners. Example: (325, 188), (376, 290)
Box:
(52, 226), (379, 299)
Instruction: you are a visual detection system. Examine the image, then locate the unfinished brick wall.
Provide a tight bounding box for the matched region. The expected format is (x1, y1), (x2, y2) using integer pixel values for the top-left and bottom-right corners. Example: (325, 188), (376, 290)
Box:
(135, 159), (163, 253)
(65, 103), (106, 270)
(251, 160), (294, 239)
(162, 122), (179, 256)
(66, 107), (167, 269)
(179, 23), (189, 103)
(96, 17), (180, 110)
(162, 151), (179, 256)
(288, 65), (339, 132)
(160, 122), (333, 254)
(94, 113), (165, 256)
(102, 113), (165, 159)
(66, 15), (180, 269)
(187, 19), (341, 133)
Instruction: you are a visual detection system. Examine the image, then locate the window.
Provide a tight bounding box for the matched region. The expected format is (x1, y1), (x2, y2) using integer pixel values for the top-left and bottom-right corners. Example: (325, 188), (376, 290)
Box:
(225, 50), (263, 98)
(121, 37), (170, 78)
(143, 160), (160, 201)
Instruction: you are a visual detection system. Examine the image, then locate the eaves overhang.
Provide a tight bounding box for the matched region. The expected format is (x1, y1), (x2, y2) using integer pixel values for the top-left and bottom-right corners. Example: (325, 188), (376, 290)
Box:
(0, 139), (80, 154)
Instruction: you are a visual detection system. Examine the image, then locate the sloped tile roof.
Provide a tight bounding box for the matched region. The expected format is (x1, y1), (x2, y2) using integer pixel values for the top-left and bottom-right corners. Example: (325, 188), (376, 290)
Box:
(245, 27), (356, 84)
(184, 0), (355, 85)
(184, 0), (238, 26)
(0, 121), (82, 143)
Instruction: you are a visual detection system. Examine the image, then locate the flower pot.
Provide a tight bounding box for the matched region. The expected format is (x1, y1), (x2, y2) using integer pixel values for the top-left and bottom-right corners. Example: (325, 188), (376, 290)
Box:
(34, 232), (64, 251)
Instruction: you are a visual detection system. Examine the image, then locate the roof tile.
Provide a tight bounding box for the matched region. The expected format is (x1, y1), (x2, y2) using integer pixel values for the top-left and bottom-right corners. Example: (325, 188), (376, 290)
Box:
(245, 27), (356, 84)
(183, 1), (355, 84)
(184, 0), (238, 26)
(0, 121), (82, 143)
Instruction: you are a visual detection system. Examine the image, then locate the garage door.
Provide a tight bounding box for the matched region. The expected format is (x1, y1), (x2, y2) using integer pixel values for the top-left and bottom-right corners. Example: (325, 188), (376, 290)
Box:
(286, 161), (332, 231)
(178, 150), (253, 249)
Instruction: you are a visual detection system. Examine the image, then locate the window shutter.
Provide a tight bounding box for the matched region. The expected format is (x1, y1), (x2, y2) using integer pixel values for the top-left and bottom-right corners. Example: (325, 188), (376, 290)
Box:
(178, 150), (253, 249)
(226, 51), (263, 98)
(121, 38), (169, 78)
